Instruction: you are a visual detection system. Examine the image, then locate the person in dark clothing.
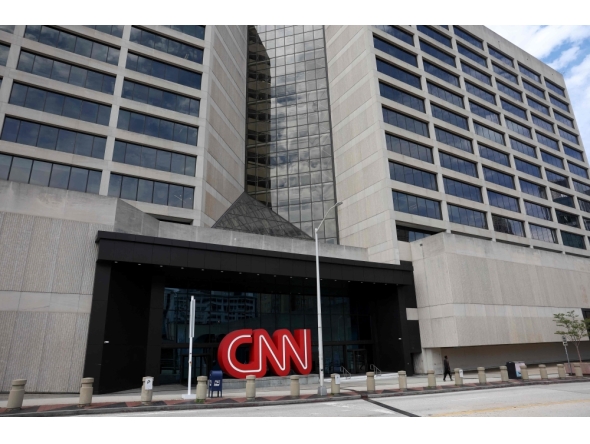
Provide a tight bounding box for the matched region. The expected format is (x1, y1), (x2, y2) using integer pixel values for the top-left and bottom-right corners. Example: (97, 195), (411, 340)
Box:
(443, 355), (453, 381)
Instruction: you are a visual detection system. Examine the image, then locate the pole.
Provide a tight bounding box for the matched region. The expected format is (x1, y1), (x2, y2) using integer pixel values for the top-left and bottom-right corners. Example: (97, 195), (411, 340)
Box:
(182, 296), (196, 400)
(562, 335), (571, 374)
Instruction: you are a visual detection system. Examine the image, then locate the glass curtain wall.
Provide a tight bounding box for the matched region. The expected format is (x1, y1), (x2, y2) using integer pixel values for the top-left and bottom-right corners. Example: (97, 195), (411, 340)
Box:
(246, 25), (338, 243)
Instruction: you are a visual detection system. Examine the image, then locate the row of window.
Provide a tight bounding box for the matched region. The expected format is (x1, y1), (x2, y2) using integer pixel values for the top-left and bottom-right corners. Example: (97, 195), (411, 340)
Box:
(129, 26), (204, 65)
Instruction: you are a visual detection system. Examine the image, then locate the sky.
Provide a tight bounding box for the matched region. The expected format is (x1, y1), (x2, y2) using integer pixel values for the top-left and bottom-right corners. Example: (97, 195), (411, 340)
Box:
(488, 26), (590, 157)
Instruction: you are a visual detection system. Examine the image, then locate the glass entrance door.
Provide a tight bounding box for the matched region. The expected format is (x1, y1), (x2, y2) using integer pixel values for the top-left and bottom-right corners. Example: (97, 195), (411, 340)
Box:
(182, 354), (210, 384)
(346, 349), (367, 374)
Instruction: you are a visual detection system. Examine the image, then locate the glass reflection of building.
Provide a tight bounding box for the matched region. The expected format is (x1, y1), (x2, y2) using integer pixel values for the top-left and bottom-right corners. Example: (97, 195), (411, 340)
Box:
(246, 25), (338, 243)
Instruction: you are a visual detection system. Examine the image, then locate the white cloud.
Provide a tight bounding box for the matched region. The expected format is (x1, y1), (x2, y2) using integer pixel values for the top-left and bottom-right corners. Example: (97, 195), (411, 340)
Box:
(549, 45), (580, 71)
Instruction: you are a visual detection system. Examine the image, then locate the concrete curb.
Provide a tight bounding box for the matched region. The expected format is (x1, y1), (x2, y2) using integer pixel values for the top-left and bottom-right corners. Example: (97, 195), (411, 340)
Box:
(0, 394), (362, 417)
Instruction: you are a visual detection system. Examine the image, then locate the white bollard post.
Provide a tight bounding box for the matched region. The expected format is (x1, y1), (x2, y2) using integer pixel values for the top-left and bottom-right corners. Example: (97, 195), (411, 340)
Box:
(366, 372), (375, 393)
(574, 363), (583, 377)
(454, 368), (463, 386)
(398, 371), (407, 391)
(246, 375), (256, 401)
(6, 379), (27, 412)
(290, 375), (300, 398)
(196, 376), (207, 402)
(520, 364), (529, 380)
(557, 364), (566, 379)
(141, 376), (154, 405)
(78, 377), (94, 407)
(500, 366), (509, 382)
(427, 370), (436, 389)
(331, 374), (340, 395)
(539, 364), (548, 380)
(477, 367), (487, 385)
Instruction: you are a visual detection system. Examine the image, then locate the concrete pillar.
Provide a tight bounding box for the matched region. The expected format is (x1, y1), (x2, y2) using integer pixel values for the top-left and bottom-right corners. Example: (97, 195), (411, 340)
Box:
(196, 376), (207, 401)
(330, 374), (340, 395)
(557, 364), (566, 379)
(141, 376), (154, 405)
(500, 366), (509, 382)
(520, 364), (529, 380)
(366, 372), (375, 393)
(477, 367), (486, 384)
(427, 370), (436, 389)
(539, 364), (548, 380)
(454, 368), (463, 386)
(574, 363), (583, 377)
(246, 375), (256, 401)
(6, 379), (27, 411)
(398, 371), (407, 391)
(290, 375), (300, 398)
(78, 377), (94, 407)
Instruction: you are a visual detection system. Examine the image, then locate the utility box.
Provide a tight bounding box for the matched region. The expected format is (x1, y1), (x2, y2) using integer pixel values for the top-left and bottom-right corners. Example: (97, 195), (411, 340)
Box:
(506, 362), (521, 379)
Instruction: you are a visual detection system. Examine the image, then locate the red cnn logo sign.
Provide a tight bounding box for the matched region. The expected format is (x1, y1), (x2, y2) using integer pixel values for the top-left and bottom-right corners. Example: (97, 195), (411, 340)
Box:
(217, 329), (312, 378)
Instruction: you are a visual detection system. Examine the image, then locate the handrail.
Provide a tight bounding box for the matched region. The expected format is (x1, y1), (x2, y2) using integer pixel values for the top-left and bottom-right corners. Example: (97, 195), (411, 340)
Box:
(340, 366), (352, 379)
(370, 364), (382, 377)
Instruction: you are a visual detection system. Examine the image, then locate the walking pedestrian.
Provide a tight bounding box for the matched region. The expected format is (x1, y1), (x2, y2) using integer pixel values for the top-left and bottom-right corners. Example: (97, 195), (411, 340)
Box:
(443, 355), (453, 381)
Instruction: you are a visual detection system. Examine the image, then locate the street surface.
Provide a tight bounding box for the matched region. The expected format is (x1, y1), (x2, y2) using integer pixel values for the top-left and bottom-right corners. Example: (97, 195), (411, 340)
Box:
(92, 381), (590, 417)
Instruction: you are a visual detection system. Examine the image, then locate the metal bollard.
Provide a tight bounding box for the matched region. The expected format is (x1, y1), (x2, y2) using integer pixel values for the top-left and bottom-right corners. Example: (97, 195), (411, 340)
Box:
(6, 379), (27, 411)
(539, 364), (548, 380)
(574, 363), (583, 377)
(477, 367), (487, 385)
(246, 375), (256, 401)
(427, 370), (436, 389)
(331, 374), (340, 395)
(500, 366), (509, 382)
(366, 372), (375, 393)
(196, 376), (207, 402)
(78, 377), (94, 407)
(557, 364), (566, 379)
(454, 368), (463, 386)
(520, 364), (529, 380)
(290, 375), (300, 398)
(398, 371), (407, 391)
(141, 376), (154, 405)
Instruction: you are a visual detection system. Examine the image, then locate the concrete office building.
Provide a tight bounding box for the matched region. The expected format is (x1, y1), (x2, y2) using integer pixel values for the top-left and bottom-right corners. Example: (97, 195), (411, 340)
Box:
(0, 25), (588, 393)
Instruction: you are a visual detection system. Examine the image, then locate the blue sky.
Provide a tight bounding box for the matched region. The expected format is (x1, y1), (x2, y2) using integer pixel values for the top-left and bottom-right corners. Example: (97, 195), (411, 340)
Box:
(488, 26), (590, 157)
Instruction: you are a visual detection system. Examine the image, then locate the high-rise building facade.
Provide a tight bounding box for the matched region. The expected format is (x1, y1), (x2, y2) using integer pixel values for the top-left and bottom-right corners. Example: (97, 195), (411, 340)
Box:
(0, 25), (588, 394)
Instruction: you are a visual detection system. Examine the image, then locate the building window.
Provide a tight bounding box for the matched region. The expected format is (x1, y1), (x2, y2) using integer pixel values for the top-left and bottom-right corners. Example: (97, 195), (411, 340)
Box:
(556, 209), (579, 227)
(478, 144), (509, 166)
(561, 231), (586, 249)
(514, 158), (541, 178)
(435, 127), (472, 153)
(525, 201), (552, 220)
(540, 151), (564, 169)
(536, 132), (559, 150)
(551, 189), (574, 207)
(453, 27), (483, 49)
(546, 170), (569, 188)
(419, 40), (455, 67)
(382, 107), (429, 137)
(374, 36), (417, 67)
(126, 52), (202, 90)
(164, 25), (206, 40)
(584, 218), (590, 231)
(578, 198), (590, 214)
(0, 153), (101, 193)
(528, 97), (550, 115)
(427, 81), (463, 108)
(487, 190), (520, 212)
(488, 46), (513, 67)
(520, 178), (547, 199)
(564, 145), (584, 161)
(443, 177), (482, 202)
(113, 140), (196, 176)
(475, 122), (505, 145)
(85, 25), (124, 38)
(379, 82), (425, 112)
(396, 225), (436, 242)
(1, 117), (106, 159)
(0, 26), (15, 34)
(423, 60), (459, 87)
(497, 81), (522, 102)
(448, 204), (488, 228)
(431, 104), (468, 130)
(439, 151), (478, 177)
(550, 95), (569, 112)
(518, 64), (541, 83)
(568, 162), (588, 179)
(417, 26), (451, 47)
(500, 98), (527, 120)
(492, 63), (518, 83)
(492, 215), (525, 237)
(458, 44), (487, 67)
(117, 110), (198, 146)
(510, 137), (536, 158)
(122, 79), (200, 117)
(0, 43), (9, 66)
(545, 80), (565, 97)
(17, 50), (116, 94)
(376, 58), (421, 89)
(392, 190), (441, 219)
(108, 173), (194, 209)
(465, 81), (495, 104)
(505, 119), (532, 140)
(130, 27), (204, 64)
(460, 61), (491, 85)
(470, 101), (500, 124)
(9, 82), (111, 126)
(554, 112), (574, 128)
(530, 223), (557, 243)
(483, 166), (514, 189)
(389, 162), (437, 190)
(532, 115), (554, 133)
(24, 25), (120, 65)
(573, 180), (590, 196)
(385, 134), (433, 163)
(558, 128), (578, 145)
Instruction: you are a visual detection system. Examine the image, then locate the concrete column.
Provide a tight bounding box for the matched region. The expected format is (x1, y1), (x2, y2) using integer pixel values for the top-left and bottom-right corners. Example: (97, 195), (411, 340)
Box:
(366, 372), (375, 393)
(477, 367), (487, 384)
(539, 364), (548, 380)
(290, 375), (300, 398)
(246, 375), (256, 401)
(574, 363), (583, 377)
(330, 374), (340, 395)
(520, 364), (529, 380)
(557, 364), (566, 379)
(500, 366), (509, 382)
(141, 376), (154, 405)
(196, 376), (207, 402)
(398, 371), (407, 391)
(78, 377), (94, 407)
(454, 368), (463, 386)
(427, 370), (436, 389)
(6, 379), (27, 411)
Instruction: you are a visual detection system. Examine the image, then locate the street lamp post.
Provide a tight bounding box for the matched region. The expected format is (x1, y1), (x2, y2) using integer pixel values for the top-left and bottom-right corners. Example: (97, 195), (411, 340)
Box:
(315, 201), (342, 396)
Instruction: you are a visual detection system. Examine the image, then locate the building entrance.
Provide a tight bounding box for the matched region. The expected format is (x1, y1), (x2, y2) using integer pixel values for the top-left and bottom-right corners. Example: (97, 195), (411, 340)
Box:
(182, 354), (210, 384)
(349, 349), (367, 374)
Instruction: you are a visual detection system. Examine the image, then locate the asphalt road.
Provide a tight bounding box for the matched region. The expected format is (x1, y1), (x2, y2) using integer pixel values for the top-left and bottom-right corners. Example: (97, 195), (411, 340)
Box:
(92, 381), (590, 417)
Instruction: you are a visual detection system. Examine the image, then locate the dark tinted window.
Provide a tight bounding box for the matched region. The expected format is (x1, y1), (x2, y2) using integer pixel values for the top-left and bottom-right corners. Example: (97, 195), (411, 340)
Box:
(492, 63), (518, 83)
(423, 60), (459, 87)
(546, 170), (569, 188)
(427, 81), (463, 108)
(465, 81), (495, 104)
(376, 58), (421, 89)
(533, 115), (554, 133)
(396, 225), (436, 242)
(545, 80), (565, 97)
(537, 132), (559, 150)
(551, 190), (574, 208)
(525, 201), (552, 220)
(487, 190), (520, 212)
(392, 191), (441, 219)
(448, 204), (487, 228)
(454, 27), (483, 49)
(439, 152), (477, 177)
(478, 144), (509, 166)
(528, 97), (549, 115)
(555, 210), (579, 227)
(109, 173), (194, 208)
(0, 43), (9, 66)
(85, 25), (124, 38)
(123, 79), (200, 117)
(475, 122), (505, 145)
(130, 26), (203, 64)
(550, 95), (569, 112)
(113, 140), (196, 176)
(389, 162), (437, 190)
(379, 82), (425, 112)
(564, 145), (584, 161)
(541, 151), (563, 169)
(126, 52), (202, 90)
(505, 118), (532, 139)
(558, 127), (578, 144)
(568, 162), (588, 179)
(518, 64), (541, 83)
(470, 101), (500, 124)
(500, 98), (527, 120)
(492, 215), (525, 237)
(431, 104), (468, 130)
(483, 166), (514, 189)
(530, 223), (557, 243)
(577, 198), (590, 214)
(382, 107), (429, 137)
(523, 81), (545, 99)
(573, 180), (590, 196)
(420, 40), (455, 66)
(497, 81), (522, 102)
(519, 178), (546, 199)
(435, 127), (472, 153)
(461, 62), (491, 85)
(164, 25), (206, 40)
(458, 44), (487, 66)
(443, 177), (482, 202)
(117, 109), (198, 145)
(488, 46), (513, 67)
(510, 137), (536, 158)
(374, 36), (417, 67)
(417, 26), (451, 47)
(385, 134), (433, 163)
(561, 231), (586, 249)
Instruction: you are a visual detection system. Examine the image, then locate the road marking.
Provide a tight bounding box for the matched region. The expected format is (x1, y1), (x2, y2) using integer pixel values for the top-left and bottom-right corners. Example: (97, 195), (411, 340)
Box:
(432, 398), (590, 416)
(363, 399), (420, 417)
